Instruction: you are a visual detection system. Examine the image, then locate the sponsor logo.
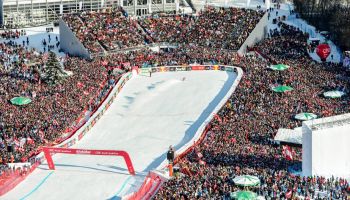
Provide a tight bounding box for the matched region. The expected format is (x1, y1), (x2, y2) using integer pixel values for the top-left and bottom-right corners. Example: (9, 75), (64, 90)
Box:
(191, 66), (205, 70)
(176, 67), (186, 71)
(76, 150), (91, 154)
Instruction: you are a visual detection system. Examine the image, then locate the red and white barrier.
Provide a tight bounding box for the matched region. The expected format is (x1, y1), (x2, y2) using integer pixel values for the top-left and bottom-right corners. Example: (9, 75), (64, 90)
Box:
(42, 147), (135, 175)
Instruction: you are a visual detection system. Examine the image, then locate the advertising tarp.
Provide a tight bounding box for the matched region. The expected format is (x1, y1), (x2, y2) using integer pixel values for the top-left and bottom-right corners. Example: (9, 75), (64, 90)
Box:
(191, 66), (205, 70)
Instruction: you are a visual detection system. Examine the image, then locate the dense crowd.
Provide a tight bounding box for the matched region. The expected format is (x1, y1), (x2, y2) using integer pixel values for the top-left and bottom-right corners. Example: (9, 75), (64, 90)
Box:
(139, 7), (263, 50)
(0, 30), (26, 40)
(154, 24), (350, 199)
(63, 7), (146, 53)
(63, 6), (263, 53)
(0, 41), (123, 165)
(0, 4), (349, 199)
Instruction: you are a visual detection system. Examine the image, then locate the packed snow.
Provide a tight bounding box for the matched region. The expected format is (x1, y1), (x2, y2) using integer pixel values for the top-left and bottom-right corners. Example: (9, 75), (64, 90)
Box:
(3, 71), (237, 200)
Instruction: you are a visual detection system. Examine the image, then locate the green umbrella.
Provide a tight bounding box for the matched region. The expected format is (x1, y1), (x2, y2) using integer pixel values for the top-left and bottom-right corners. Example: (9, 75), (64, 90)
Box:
(272, 85), (294, 93)
(10, 97), (32, 106)
(295, 113), (317, 121)
(270, 64), (290, 71)
(230, 191), (257, 200)
(323, 90), (345, 98)
(233, 175), (260, 187)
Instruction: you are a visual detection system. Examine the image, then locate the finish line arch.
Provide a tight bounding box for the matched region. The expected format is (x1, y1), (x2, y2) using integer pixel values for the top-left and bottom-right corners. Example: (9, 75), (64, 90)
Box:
(42, 147), (135, 175)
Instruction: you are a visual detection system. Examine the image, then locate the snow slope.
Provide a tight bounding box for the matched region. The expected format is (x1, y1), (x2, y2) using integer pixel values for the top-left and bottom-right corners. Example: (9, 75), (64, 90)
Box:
(3, 70), (237, 200)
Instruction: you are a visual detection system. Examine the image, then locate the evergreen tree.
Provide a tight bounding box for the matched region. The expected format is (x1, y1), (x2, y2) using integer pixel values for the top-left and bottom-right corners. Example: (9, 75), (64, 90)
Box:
(42, 52), (67, 85)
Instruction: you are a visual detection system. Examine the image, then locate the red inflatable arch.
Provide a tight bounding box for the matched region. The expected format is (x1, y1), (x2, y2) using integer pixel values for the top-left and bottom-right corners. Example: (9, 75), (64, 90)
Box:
(42, 147), (135, 175)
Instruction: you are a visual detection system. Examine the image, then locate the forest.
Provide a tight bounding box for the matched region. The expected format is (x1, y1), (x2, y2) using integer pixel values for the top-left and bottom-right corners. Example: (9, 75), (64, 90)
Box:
(293, 0), (350, 50)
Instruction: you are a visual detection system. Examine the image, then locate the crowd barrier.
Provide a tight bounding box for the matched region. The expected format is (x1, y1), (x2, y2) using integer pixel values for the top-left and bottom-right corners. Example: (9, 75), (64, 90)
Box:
(0, 162), (40, 196)
(123, 65), (243, 199)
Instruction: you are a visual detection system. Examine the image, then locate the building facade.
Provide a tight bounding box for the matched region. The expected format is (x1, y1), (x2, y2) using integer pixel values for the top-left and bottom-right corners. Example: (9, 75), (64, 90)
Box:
(302, 113), (350, 179)
(0, 0), (177, 28)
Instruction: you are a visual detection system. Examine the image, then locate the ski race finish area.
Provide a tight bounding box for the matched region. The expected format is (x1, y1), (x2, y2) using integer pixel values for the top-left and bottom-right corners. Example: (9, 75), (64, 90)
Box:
(42, 147), (135, 175)
(3, 67), (240, 200)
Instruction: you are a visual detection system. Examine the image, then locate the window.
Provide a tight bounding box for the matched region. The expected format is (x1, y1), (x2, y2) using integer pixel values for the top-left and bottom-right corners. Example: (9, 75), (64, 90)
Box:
(137, 0), (147, 5)
(152, 0), (162, 4)
(123, 0), (134, 6)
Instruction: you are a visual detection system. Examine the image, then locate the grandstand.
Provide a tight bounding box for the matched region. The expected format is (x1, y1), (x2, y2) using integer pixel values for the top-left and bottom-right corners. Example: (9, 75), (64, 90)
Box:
(0, 0), (349, 199)
(0, 0), (179, 28)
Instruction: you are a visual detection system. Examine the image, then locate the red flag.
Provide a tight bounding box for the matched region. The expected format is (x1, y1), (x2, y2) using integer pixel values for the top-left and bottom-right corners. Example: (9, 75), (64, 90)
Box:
(39, 130), (45, 140)
(197, 152), (203, 159)
(283, 146), (293, 161)
(14, 139), (20, 147)
(214, 114), (222, 123)
(77, 82), (84, 88)
(199, 160), (206, 165)
(26, 137), (34, 145)
(101, 60), (108, 66)
(16, 147), (25, 152)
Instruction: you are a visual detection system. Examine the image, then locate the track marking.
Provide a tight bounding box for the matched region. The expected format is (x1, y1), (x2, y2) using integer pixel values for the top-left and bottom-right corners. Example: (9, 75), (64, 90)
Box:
(112, 176), (132, 197)
(19, 171), (54, 200)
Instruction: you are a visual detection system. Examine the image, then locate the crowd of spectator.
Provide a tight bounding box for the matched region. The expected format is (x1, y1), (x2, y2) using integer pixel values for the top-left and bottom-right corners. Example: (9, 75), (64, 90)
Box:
(0, 4), (349, 199)
(63, 6), (264, 53)
(0, 30), (26, 40)
(63, 7), (146, 53)
(139, 7), (264, 50)
(0, 41), (124, 166)
(154, 24), (349, 199)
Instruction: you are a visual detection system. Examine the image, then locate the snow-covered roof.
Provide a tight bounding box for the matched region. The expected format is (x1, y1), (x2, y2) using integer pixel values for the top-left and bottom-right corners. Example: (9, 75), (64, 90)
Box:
(3, 0), (101, 6)
(274, 128), (302, 145)
(303, 113), (350, 131)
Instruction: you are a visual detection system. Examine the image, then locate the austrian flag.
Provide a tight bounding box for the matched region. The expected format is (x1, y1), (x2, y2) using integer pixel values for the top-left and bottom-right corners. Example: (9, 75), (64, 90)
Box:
(282, 145), (294, 161)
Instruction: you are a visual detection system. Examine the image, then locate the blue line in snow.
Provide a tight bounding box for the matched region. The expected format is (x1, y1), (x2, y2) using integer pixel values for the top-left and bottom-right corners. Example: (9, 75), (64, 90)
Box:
(112, 176), (132, 198)
(19, 171), (54, 200)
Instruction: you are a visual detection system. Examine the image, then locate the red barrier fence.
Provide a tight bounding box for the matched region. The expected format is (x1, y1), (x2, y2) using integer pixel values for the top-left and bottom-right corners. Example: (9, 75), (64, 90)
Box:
(0, 162), (40, 196)
(124, 175), (162, 200)
(43, 147), (135, 175)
